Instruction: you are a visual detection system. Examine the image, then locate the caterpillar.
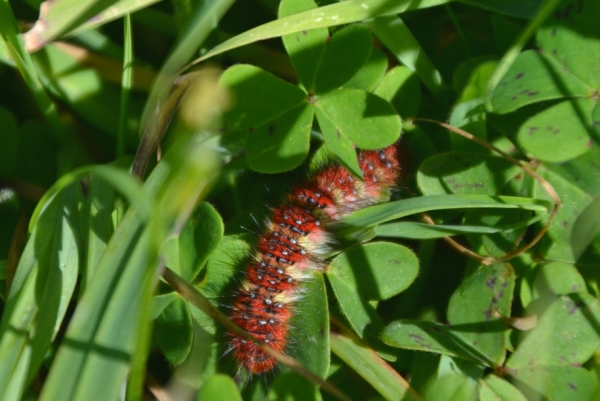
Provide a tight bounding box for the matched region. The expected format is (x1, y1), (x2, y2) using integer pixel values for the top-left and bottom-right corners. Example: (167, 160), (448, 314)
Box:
(226, 143), (402, 377)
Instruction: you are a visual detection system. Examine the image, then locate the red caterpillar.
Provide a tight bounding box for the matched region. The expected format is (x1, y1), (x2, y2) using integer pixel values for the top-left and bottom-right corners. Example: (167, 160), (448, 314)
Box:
(227, 144), (402, 375)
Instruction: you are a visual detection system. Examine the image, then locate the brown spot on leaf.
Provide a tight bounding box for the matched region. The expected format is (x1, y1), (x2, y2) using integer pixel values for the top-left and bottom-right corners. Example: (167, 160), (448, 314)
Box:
(268, 125), (275, 136)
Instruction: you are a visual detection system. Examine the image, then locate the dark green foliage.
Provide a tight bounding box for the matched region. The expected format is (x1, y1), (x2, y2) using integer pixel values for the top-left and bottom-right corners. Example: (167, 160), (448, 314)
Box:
(0, 0), (599, 400)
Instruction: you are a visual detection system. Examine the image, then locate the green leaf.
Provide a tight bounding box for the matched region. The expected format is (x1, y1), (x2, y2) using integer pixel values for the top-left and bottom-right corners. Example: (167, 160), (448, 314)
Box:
(219, 64), (312, 172)
(0, 40), (13, 66)
(268, 373), (322, 401)
(448, 100), (488, 153)
(343, 48), (388, 91)
(453, 56), (499, 99)
(449, 59), (499, 152)
(219, 64), (307, 135)
(547, 145), (600, 197)
(330, 323), (420, 401)
(382, 320), (493, 365)
(480, 375), (527, 401)
(491, 50), (591, 114)
(77, 173), (116, 293)
(571, 197), (600, 260)
(537, 0), (600, 89)
(532, 261), (586, 300)
(0, 1), (66, 146)
(290, 274), (330, 378)
(156, 296), (193, 365)
(371, 15), (445, 94)
(418, 152), (521, 196)
(373, 66), (422, 118)
(314, 107), (362, 178)
(447, 263), (515, 366)
(200, 235), (249, 299)
(39, 207), (152, 401)
(509, 366), (598, 401)
(533, 167), (593, 262)
(311, 24), (372, 94)
(327, 242), (418, 359)
(279, 0), (328, 93)
(463, 208), (535, 257)
(245, 102), (314, 173)
(22, 0), (161, 51)
(0, 187), (80, 400)
(197, 374), (242, 401)
(281, 3), (374, 95)
(340, 195), (551, 235)
(328, 242), (418, 301)
(37, 136), (220, 401)
(507, 293), (600, 369)
(516, 98), (597, 163)
(150, 293), (179, 319)
(189, 0), (453, 67)
(117, 14), (133, 159)
(376, 218), (542, 240)
(139, 0), (236, 168)
(422, 369), (478, 401)
(315, 88), (401, 150)
(162, 202), (224, 282)
(34, 44), (143, 136)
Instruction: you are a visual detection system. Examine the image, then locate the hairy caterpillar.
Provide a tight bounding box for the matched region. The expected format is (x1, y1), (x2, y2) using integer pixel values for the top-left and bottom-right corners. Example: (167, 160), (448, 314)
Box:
(226, 144), (402, 377)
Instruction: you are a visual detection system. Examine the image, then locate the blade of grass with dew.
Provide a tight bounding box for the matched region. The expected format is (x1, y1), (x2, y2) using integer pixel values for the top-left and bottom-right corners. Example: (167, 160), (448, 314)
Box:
(23, 0), (161, 52)
(117, 14), (133, 159)
(370, 15), (446, 94)
(184, 0), (453, 72)
(136, 0), (236, 177)
(0, 1), (72, 152)
(484, 0), (562, 110)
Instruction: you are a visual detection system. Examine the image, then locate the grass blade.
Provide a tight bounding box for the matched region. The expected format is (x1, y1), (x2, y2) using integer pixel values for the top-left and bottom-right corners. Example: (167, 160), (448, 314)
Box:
(0, 1), (70, 150)
(340, 194), (552, 235)
(23, 0), (161, 51)
(136, 0), (236, 177)
(184, 0), (452, 71)
(117, 14), (133, 159)
(330, 317), (422, 401)
(370, 15), (445, 94)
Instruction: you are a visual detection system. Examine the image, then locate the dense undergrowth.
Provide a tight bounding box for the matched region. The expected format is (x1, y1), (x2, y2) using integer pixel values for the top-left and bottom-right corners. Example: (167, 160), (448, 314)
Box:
(0, 0), (599, 400)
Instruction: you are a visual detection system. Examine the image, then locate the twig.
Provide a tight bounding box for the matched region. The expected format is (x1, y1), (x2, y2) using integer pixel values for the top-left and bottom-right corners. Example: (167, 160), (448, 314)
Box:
(408, 118), (562, 264)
